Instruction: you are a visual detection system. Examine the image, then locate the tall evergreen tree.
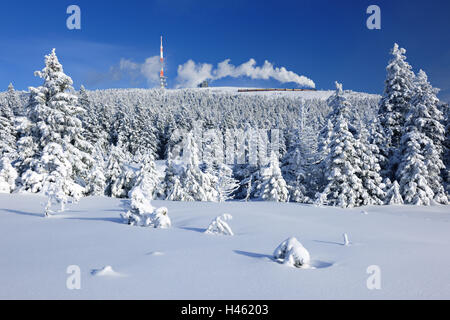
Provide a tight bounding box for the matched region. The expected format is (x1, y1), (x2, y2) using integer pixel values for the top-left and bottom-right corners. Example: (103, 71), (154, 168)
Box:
(0, 93), (16, 158)
(17, 49), (93, 196)
(396, 70), (448, 204)
(7, 83), (23, 116)
(378, 43), (415, 178)
(163, 132), (218, 201)
(129, 153), (160, 200)
(316, 82), (384, 208)
(255, 151), (289, 202)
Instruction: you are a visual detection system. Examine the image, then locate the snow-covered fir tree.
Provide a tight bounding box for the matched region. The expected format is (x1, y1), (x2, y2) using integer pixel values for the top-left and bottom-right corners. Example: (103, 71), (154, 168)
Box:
(7, 83), (23, 117)
(356, 125), (386, 206)
(0, 89), (16, 158)
(127, 105), (158, 159)
(385, 180), (404, 205)
(396, 70), (448, 205)
(16, 49), (93, 196)
(378, 43), (416, 178)
(86, 145), (107, 196)
(282, 146), (309, 203)
(105, 145), (126, 197)
(0, 157), (18, 193)
(442, 102), (450, 195)
(111, 165), (135, 199)
(163, 132), (218, 201)
(201, 126), (238, 202)
(254, 151), (289, 202)
(215, 162), (239, 202)
(315, 83), (364, 208)
(282, 108), (318, 203)
(129, 153), (160, 200)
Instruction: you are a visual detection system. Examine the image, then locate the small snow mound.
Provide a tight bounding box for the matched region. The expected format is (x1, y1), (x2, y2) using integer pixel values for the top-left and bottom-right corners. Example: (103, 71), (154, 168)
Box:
(91, 266), (123, 277)
(148, 251), (164, 256)
(205, 214), (234, 236)
(273, 237), (310, 268)
(361, 210), (368, 215)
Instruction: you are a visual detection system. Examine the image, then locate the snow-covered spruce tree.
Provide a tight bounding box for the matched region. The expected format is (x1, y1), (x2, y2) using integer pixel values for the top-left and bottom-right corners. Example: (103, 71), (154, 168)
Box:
(129, 105), (158, 159)
(378, 43), (415, 178)
(111, 165), (135, 199)
(396, 134), (434, 205)
(281, 146), (309, 203)
(78, 85), (101, 149)
(0, 92), (16, 158)
(17, 49), (93, 196)
(163, 132), (218, 201)
(367, 118), (388, 168)
(315, 83), (363, 208)
(442, 102), (450, 195)
(40, 142), (84, 200)
(385, 180), (404, 205)
(7, 83), (24, 117)
(282, 111), (318, 203)
(86, 145), (107, 196)
(254, 151), (289, 202)
(105, 145), (126, 197)
(129, 153), (160, 200)
(111, 108), (133, 159)
(201, 126), (238, 202)
(215, 162), (239, 202)
(356, 125), (386, 206)
(410, 71), (447, 203)
(232, 124), (262, 200)
(396, 70), (447, 205)
(0, 157), (18, 193)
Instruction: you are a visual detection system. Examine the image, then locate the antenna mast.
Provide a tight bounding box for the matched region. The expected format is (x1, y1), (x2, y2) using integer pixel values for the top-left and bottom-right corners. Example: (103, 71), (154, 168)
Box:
(160, 36), (167, 89)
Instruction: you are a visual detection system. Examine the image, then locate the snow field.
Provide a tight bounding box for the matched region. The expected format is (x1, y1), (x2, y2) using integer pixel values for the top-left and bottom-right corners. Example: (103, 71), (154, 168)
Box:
(1, 193), (449, 299)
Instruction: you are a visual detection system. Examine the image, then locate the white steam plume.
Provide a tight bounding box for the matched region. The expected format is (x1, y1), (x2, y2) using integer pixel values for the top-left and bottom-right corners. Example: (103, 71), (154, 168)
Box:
(176, 58), (315, 88)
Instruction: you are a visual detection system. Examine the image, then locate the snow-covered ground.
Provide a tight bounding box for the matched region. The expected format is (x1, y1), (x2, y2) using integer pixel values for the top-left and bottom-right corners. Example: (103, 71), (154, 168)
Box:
(0, 193), (449, 299)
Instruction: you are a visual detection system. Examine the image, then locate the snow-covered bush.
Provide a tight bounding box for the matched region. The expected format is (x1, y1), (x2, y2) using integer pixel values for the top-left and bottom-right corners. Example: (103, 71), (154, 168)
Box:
(121, 189), (170, 229)
(205, 214), (234, 236)
(273, 237), (310, 268)
(121, 187), (155, 226)
(150, 207), (171, 229)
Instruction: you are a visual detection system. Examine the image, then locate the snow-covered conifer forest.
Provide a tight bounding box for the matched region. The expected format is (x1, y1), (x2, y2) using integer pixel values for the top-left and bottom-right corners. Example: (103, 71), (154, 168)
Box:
(1, 45), (447, 206)
(1, 44), (449, 299)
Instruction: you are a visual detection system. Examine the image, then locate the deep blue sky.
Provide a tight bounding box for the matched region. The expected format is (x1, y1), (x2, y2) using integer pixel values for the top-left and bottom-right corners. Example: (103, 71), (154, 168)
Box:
(0, 0), (449, 100)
